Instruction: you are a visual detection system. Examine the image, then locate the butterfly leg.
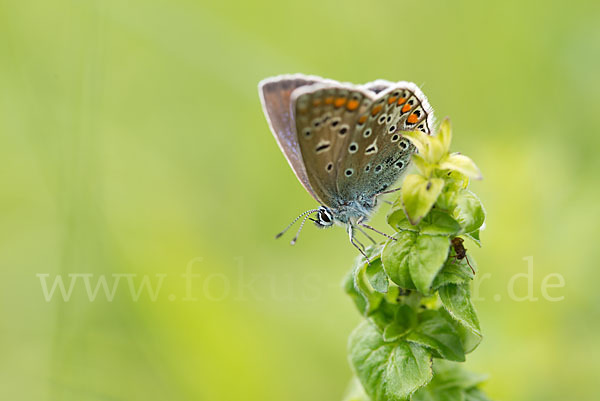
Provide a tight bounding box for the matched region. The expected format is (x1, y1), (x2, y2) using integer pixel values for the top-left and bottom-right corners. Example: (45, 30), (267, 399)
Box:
(372, 187), (401, 206)
(357, 216), (397, 242)
(356, 225), (377, 245)
(376, 187), (402, 196)
(348, 225), (371, 265)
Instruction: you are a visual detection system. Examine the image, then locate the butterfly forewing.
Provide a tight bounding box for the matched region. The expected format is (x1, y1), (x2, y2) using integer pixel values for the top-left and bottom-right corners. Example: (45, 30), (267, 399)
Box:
(259, 75), (322, 202)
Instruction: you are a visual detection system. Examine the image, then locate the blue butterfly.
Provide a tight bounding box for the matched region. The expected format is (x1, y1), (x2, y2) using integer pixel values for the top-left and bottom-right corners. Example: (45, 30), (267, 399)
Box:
(259, 74), (434, 262)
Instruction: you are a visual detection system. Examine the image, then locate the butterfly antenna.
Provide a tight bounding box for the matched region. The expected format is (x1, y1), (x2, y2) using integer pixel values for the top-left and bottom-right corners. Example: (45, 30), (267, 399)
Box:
(292, 211), (318, 245)
(275, 209), (319, 240)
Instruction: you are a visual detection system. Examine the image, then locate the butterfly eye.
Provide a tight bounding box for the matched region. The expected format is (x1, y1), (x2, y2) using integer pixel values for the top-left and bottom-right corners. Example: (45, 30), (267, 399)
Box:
(391, 134), (400, 142)
(339, 125), (349, 136)
(348, 142), (358, 154)
(326, 162), (334, 172)
(319, 210), (332, 224)
(364, 164), (371, 172)
(330, 117), (341, 128)
(363, 128), (372, 138)
(303, 128), (312, 138)
(388, 125), (397, 134)
(378, 114), (387, 125)
(386, 115), (392, 123)
(375, 165), (382, 173)
(345, 169), (354, 177)
(395, 160), (405, 169)
(399, 139), (409, 150)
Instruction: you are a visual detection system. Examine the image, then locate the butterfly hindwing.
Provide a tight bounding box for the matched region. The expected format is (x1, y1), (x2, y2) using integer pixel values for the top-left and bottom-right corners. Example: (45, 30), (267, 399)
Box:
(292, 84), (373, 207)
(336, 83), (434, 202)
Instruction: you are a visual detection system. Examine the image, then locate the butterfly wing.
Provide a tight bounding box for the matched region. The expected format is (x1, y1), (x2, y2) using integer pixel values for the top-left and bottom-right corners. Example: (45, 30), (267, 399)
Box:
(336, 82), (435, 202)
(259, 75), (323, 202)
(361, 79), (394, 94)
(261, 75), (434, 213)
(290, 81), (374, 207)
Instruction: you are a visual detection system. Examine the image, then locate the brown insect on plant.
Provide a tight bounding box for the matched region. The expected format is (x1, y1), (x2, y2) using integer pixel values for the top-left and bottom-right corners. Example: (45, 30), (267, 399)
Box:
(451, 237), (475, 274)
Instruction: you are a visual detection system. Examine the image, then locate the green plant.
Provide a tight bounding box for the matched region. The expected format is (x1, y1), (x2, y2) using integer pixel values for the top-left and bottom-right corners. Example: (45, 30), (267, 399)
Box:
(343, 119), (491, 401)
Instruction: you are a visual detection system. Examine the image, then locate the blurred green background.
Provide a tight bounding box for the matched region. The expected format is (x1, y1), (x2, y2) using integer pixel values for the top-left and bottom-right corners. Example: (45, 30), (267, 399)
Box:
(1, 0), (599, 400)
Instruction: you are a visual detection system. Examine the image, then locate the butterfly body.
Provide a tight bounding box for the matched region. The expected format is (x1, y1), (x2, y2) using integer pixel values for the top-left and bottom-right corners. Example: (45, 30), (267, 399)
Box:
(259, 74), (434, 259)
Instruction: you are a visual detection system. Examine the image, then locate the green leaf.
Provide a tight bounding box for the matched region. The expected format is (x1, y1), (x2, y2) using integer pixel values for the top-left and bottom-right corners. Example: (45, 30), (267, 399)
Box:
(370, 300), (400, 331)
(439, 153), (482, 180)
(349, 321), (433, 401)
(414, 386), (464, 401)
(382, 232), (417, 289)
(382, 232), (449, 294)
(465, 388), (493, 401)
(343, 377), (371, 401)
(345, 249), (386, 316)
(437, 118), (452, 155)
(383, 304), (417, 342)
(439, 284), (482, 338)
(413, 360), (490, 401)
(411, 153), (429, 176)
(388, 207), (460, 237)
(400, 130), (429, 157)
(366, 258), (389, 294)
(419, 209), (461, 236)
(432, 360), (488, 390)
(432, 255), (475, 290)
(387, 206), (419, 232)
(401, 174), (445, 225)
(452, 317), (482, 354)
(406, 310), (465, 362)
(408, 235), (450, 295)
(464, 230), (481, 247)
(453, 190), (485, 234)
(344, 269), (368, 315)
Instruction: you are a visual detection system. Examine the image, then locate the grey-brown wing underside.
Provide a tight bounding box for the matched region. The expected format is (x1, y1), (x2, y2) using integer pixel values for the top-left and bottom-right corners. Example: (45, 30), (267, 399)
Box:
(336, 82), (435, 202)
(290, 83), (375, 207)
(259, 75), (322, 202)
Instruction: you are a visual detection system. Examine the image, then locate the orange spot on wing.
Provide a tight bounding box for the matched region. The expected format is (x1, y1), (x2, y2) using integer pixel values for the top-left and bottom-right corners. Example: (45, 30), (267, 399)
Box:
(401, 103), (412, 113)
(358, 115), (368, 124)
(371, 105), (383, 116)
(397, 97), (407, 105)
(346, 99), (360, 111)
(407, 113), (419, 124)
(334, 97), (347, 107)
(388, 96), (398, 104)
(312, 99), (322, 107)
(325, 97), (334, 105)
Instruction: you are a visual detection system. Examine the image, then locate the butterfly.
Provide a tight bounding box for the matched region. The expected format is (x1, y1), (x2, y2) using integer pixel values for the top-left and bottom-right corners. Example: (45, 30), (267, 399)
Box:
(258, 74), (434, 262)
